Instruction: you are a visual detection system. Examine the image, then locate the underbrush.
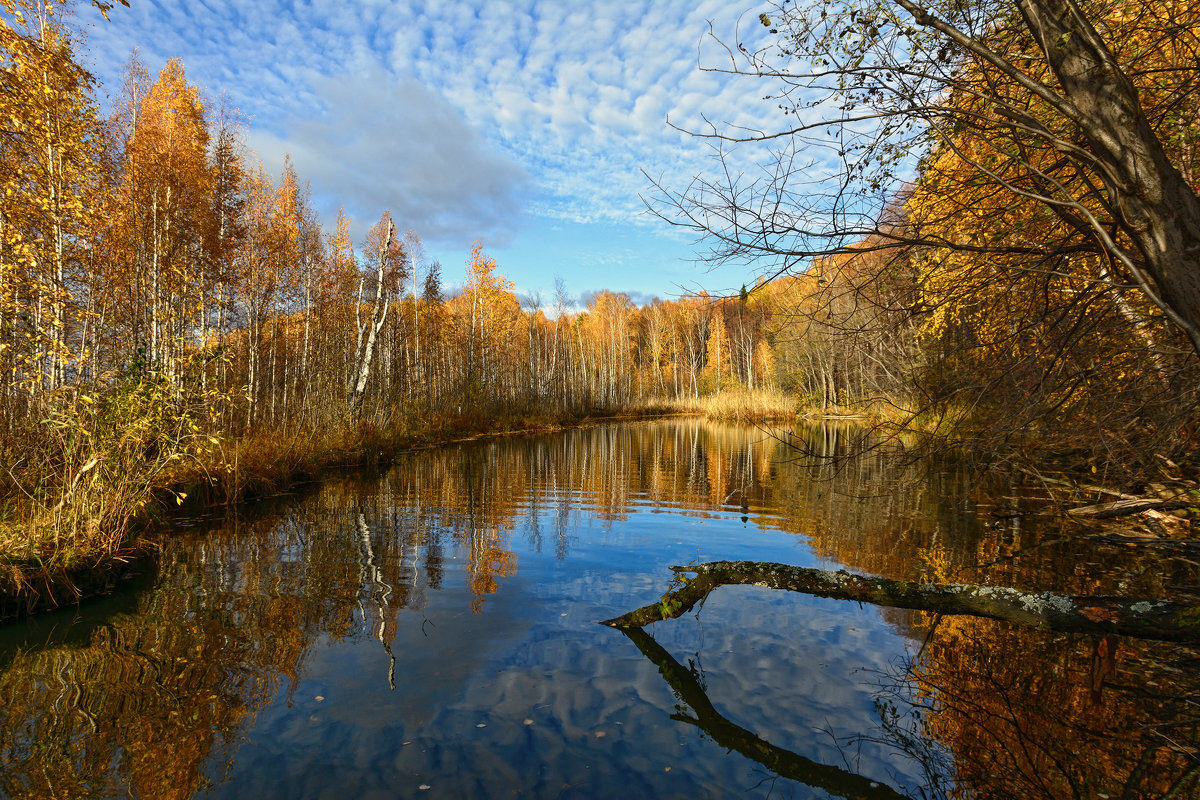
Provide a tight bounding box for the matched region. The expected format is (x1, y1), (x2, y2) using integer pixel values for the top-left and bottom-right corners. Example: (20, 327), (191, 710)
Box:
(1, 371), (223, 607)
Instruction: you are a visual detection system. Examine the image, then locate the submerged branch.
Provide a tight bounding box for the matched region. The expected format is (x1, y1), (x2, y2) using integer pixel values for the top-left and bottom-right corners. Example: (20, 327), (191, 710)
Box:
(602, 561), (1200, 642)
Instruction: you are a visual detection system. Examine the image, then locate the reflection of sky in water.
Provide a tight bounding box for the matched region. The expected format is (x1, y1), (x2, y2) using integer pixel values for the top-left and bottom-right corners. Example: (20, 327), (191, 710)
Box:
(202, 480), (926, 799)
(6, 421), (1192, 799)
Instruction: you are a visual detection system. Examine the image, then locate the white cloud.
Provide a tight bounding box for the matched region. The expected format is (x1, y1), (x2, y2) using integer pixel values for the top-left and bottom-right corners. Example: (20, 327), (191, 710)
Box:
(72, 0), (844, 289)
(250, 69), (531, 248)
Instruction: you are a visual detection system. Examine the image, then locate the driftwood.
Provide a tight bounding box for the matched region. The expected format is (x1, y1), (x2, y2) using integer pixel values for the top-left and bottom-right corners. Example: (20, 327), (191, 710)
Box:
(618, 625), (909, 799)
(602, 560), (1200, 642)
(1067, 497), (1197, 518)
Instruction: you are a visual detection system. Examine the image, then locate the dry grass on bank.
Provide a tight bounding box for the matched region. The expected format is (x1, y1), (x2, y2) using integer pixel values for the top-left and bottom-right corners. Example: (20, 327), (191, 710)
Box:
(642, 389), (800, 423)
(0, 413), (409, 610)
(1, 390), (866, 615)
(642, 390), (918, 427)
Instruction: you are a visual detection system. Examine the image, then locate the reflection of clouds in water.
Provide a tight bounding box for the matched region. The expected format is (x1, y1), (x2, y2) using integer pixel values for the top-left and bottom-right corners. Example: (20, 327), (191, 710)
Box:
(5, 421), (1192, 799)
(651, 589), (923, 790)
(415, 580), (925, 798)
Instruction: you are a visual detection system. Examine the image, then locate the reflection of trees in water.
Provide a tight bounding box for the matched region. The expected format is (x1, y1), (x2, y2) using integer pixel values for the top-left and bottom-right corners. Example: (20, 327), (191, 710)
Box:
(773, 426), (1200, 798)
(779, 428), (1200, 793)
(0, 489), (442, 796)
(0, 575), (295, 798)
(776, 425), (1197, 600)
(870, 616), (1200, 799)
(1, 420), (1196, 798)
(0, 421), (800, 797)
(613, 603), (1200, 799)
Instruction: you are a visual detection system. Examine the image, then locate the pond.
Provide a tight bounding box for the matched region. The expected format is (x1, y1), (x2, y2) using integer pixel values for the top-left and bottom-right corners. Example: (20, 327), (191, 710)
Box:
(0, 420), (1197, 799)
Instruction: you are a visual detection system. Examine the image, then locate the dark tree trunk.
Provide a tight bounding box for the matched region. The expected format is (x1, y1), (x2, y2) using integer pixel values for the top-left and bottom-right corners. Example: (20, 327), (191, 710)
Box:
(1015, 0), (1200, 351)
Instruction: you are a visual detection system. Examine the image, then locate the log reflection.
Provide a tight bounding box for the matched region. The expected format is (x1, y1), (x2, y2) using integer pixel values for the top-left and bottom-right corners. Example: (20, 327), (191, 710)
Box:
(617, 625), (910, 800)
(0, 420), (1195, 798)
(618, 613), (1200, 800)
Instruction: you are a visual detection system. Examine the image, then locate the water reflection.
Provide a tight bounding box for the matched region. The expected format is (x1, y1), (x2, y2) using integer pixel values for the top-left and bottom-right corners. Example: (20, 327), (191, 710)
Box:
(618, 625), (910, 799)
(876, 616), (1200, 799)
(0, 420), (1196, 798)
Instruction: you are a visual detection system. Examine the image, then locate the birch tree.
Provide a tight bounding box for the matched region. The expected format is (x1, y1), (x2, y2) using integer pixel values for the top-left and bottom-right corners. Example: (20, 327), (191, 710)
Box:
(0, 0), (101, 397)
(349, 211), (402, 413)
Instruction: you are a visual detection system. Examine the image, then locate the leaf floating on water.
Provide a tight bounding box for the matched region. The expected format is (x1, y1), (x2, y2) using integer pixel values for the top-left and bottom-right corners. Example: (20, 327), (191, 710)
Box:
(315, 696), (324, 702)
(594, 731), (606, 738)
(418, 785), (431, 791)
(523, 719), (534, 725)
(476, 723), (487, 728)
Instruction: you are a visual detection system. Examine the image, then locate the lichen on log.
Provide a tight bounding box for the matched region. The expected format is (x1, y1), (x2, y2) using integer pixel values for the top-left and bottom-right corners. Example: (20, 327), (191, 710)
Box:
(601, 560), (1200, 642)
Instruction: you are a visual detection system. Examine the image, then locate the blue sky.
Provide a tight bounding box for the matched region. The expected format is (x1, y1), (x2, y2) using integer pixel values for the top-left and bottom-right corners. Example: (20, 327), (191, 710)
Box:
(71, 0), (794, 306)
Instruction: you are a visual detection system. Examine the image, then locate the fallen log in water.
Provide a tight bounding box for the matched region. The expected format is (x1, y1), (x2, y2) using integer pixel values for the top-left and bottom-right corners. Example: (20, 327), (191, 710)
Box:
(602, 560), (1200, 642)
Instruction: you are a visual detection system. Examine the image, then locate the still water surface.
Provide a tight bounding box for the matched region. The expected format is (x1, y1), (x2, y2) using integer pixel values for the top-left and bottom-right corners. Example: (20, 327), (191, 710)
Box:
(1, 421), (1197, 799)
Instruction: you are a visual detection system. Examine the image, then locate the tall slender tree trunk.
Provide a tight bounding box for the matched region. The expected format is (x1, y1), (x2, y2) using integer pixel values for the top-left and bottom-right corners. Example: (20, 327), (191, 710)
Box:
(351, 219), (394, 412)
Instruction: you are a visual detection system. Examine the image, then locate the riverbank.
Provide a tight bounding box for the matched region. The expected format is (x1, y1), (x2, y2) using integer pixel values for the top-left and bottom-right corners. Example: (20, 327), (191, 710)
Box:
(2, 393), (807, 621)
(0, 409), (630, 620)
(5, 390), (1194, 622)
(2, 388), (983, 620)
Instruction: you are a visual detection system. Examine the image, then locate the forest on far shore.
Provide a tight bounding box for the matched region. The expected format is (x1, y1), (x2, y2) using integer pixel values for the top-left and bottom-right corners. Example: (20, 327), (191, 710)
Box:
(3, 0), (1200, 592)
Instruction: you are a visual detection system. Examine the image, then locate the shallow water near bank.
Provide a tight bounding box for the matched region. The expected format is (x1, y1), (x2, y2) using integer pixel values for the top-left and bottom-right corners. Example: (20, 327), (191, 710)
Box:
(1, 420), (1197, 799)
